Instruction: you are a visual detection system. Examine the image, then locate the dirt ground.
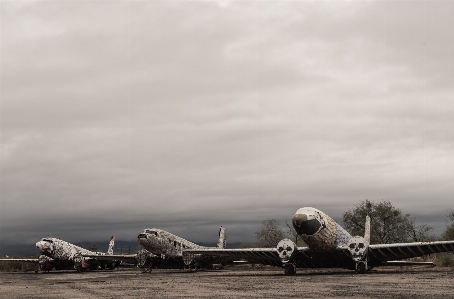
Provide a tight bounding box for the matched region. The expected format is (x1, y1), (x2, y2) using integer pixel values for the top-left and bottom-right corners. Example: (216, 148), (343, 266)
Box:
(0, 266), (453, 299)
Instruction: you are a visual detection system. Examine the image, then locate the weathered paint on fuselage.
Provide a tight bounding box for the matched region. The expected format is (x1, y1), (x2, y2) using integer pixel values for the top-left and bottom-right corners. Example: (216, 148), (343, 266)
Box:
(35, 237), (114, 271)
(138, 229), (205, 257)
(292, 207), (352, 251)
(135, 227), (229, 270)
(37, 238), (94, 261)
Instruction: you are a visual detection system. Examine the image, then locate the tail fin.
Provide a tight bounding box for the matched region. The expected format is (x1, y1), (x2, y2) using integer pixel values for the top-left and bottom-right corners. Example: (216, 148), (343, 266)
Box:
(107, 236), (115, 255)
(217, 226), (226, 249)
(364, 215), (370, 243)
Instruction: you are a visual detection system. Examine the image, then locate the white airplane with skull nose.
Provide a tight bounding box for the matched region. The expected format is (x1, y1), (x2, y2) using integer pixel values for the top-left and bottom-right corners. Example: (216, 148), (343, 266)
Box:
(183, 207), (454, 275)
(0, 236), (119, 272)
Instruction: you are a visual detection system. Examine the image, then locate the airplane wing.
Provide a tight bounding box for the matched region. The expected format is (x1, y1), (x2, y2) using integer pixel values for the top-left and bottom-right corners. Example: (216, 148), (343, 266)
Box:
(81, 254), (137, 264)
(185, 240), (454, 269)
(183, 247), (355, 268)
(0, 259), (39, 263)
(183, 248), (281, 265)
(368, 240), (454, 263)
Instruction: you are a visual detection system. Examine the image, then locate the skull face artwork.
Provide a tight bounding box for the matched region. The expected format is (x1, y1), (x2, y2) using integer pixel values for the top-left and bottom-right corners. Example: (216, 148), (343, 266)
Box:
(277, 239), (297, 263)
(347, 236), (369, 262)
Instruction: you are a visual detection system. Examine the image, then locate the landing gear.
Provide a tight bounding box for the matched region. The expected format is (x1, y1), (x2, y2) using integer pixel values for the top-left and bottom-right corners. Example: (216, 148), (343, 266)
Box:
(283, 264), (296, 276)
(356, 261), (367, 274)
(141, 267), (153, 273)
(277, 239), (298, 276)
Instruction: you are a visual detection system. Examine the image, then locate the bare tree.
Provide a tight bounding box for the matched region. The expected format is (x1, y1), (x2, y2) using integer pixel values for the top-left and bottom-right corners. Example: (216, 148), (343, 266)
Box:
(84, 243), (98, 252)
(285, 221), (307, 247)
(254, 219), (287, 247)
(411, 223), (436, 242)
(442, 209), (454, 240)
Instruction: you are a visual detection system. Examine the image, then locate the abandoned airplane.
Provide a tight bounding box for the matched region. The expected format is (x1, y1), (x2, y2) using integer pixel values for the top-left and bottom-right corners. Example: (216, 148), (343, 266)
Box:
(184, 207), (454, 275)
(85, 226), (228, 271)
(0, 236), (119, 272)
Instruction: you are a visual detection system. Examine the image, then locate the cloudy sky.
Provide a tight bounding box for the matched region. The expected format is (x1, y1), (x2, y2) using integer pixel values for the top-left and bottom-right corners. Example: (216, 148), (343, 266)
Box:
(1, 0), (453, 251)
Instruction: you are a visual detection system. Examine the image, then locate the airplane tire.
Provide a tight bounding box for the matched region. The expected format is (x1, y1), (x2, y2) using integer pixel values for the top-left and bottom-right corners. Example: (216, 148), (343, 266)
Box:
(284, 265), (296, 276)
(356, 262), (366, 274)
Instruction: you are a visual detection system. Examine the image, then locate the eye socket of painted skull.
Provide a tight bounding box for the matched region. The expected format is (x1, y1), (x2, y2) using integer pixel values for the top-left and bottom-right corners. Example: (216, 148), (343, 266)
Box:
(278, 246), (284, 252)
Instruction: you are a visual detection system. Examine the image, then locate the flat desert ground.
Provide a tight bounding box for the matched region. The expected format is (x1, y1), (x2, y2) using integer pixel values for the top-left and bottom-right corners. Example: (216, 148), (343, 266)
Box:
(1, 266), (453, 299)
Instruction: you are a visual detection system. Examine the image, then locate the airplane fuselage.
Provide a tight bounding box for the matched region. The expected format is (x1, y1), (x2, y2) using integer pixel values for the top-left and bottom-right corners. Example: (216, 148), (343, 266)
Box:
(34, 237), (115, 271)
(137, 229), (204, 257)
(136, 227), (228, 270)
(37, 238), (93, 261)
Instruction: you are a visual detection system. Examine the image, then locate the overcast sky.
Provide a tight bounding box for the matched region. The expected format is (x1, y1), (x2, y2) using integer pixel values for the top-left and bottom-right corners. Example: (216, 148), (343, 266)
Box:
(1, 1), (453, 251)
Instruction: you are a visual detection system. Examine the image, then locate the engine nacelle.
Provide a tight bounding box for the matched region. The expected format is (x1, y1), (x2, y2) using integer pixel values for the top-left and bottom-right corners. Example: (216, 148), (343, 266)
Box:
(38, 255), (55, 271)
(276, 238), (297, 263)
(347, 236), (369, 262)
(73, 252), (91, 271)
(136, 249), (153, 269)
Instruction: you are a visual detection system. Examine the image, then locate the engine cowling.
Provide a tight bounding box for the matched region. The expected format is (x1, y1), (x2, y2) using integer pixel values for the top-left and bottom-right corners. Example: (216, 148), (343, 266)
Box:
(347, 236), (369, 274)
(276, 238), (297, 263)
(136, 249), (153, 269)
(347, 236), (369, 262)
(73, 252), (91, 271)
(38, 255), (55, 271)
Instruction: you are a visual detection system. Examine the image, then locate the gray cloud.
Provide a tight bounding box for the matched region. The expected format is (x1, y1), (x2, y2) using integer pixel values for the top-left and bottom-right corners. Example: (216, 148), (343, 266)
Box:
(1, 1), (453, 250)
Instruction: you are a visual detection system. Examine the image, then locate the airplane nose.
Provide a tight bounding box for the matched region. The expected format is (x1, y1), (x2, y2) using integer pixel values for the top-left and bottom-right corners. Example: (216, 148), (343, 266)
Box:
(36, 242), (45, 253)
(292, 213), (308, 228)
(292, 213), (322, 236)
